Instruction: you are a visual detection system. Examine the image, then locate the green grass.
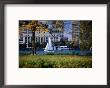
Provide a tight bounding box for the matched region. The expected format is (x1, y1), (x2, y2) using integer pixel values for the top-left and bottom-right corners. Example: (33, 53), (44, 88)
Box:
(19, 55), (92, 68)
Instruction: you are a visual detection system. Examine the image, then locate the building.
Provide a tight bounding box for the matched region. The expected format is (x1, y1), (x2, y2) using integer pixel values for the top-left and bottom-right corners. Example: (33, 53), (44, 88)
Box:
(63, 21), (72, 41)
(19, 20), (81, 48)
(19, 27), (63, 48)
(72, 20), (80, 45)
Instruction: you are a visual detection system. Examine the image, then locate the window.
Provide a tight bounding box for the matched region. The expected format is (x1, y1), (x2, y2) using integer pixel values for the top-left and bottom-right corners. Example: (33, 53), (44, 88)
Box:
(43, 37), (45, 42)
(28, 37), (30, 43)
(46, 37), (48, 42)
(41, 37), (43, 43)
(25, 37), (27, 43)
(19, 36), (23, 41)
(36, 37), (37, 42)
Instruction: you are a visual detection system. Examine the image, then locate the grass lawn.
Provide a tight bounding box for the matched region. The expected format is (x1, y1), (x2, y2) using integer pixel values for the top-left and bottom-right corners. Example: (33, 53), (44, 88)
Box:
(19, 55), (92, 68)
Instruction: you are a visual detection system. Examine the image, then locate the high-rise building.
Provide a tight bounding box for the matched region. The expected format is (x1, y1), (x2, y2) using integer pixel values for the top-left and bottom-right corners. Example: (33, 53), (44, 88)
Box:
(72, 21), (80, 45)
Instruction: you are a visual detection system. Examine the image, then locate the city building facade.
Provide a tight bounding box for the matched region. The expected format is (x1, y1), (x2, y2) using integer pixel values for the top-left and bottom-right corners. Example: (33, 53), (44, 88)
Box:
(19, 28), (63, 47)
(72, 21), (80, 45)
(19, 20), (81, 48)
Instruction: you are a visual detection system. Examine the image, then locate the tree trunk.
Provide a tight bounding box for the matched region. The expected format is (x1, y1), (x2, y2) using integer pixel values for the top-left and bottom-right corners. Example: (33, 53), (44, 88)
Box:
(32, 30), (36, 55)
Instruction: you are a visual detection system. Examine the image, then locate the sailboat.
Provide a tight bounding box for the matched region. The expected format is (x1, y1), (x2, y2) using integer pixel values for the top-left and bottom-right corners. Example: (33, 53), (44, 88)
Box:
(44, 37), (54, 52)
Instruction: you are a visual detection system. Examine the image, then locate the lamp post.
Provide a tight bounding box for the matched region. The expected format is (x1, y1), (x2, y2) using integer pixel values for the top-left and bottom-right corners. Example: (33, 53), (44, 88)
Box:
(26, 29), (29, 48)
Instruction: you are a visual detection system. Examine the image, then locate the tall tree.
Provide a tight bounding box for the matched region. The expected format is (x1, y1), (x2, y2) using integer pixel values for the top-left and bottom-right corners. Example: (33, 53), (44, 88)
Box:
(19, 20), (64, 55)
(19, 20), (48, 55)
(48, 20), (64, 36)
(79, 21), (92, 51)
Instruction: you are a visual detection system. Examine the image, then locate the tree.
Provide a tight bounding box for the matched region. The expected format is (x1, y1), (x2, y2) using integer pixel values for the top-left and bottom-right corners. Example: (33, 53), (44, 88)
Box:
(48, 20), (64, 36)
(79, 21), (92, 51)
(71, 38), (79, 49)
(19, 20), (64, 55)
(19, 20), (48, 55)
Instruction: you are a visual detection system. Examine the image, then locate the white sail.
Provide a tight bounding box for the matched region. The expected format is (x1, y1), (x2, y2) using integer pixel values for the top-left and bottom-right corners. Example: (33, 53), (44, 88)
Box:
(44, 37), (53, 52)
(44, 43), (48, 52)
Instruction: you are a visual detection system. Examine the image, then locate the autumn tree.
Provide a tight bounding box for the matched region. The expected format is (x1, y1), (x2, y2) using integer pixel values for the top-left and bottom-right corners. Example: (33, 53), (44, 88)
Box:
(19, 20), (64, 55)
(79, 21), (92, 51)
(19, 20), (48, 55)
(48, 20), (64, 35)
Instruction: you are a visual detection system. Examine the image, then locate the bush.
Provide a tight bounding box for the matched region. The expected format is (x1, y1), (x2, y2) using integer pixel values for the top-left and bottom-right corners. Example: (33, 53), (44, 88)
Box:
(19, 55), (92, 68)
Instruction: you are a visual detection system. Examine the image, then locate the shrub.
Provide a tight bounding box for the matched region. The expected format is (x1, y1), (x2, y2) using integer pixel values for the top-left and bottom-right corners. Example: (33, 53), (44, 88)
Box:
(19, 55), (92, 68)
